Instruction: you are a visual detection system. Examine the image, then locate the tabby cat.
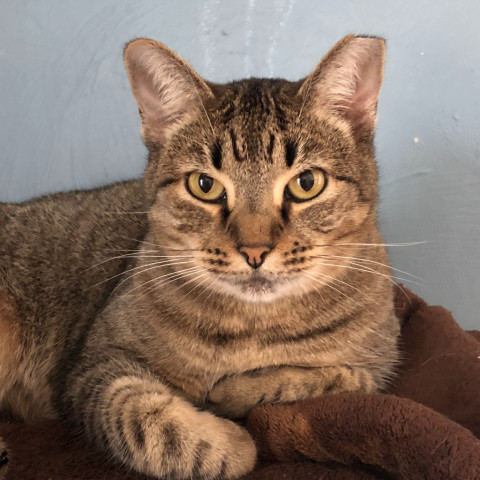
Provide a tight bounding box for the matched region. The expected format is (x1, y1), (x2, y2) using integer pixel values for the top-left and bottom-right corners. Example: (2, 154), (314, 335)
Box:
(0, 34), (400, 479)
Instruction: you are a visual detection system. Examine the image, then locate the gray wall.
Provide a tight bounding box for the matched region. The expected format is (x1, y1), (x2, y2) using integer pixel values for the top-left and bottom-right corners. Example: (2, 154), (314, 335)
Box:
(1, 1), (479, 328)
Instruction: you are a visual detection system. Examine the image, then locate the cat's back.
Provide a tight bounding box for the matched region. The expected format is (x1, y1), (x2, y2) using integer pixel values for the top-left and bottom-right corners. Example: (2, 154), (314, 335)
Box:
(0, 179), (148, 326)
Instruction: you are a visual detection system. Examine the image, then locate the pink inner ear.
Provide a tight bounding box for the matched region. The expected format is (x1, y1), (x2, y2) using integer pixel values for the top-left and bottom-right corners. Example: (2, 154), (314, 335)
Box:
(125, 43), (200, 127)
(343, 58), (383, 129)
(130, 54), (184, 124)
(305, 37), (385, 135)
(135, 73), (167, 119)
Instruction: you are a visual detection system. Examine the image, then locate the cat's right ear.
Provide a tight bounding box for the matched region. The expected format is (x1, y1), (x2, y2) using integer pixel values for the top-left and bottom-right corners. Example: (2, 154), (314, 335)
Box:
(124, 39), (213, 143)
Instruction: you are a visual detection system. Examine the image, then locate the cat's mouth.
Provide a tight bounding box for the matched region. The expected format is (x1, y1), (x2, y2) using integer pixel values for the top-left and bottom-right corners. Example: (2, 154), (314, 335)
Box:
(215, 272), (296, 302)
(234, 275), (274, 292)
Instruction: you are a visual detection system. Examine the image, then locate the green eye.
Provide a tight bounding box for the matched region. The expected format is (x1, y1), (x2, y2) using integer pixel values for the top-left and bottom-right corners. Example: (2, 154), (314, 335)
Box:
(286, 169), (326, 201)
(187, 172), (225, 202)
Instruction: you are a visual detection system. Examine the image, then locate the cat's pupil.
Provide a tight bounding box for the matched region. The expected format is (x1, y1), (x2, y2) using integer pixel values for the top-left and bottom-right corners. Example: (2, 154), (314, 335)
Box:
(198, 174), (214, 193)
(298, 170), (314, 191)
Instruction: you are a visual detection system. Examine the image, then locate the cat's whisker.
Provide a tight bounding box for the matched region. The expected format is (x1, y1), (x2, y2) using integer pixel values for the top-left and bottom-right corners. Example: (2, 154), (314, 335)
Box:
(197, 276), (224, 304)
(112, 249), (160, 253)
(83, 253), (194, 273)
(313, 259), (402, 284)
(110, 250), (194, 257)
(117, 234), (202, 252)
(201, 273), (225, 303)
(121, 267), (206, 305)
(108, 264), (200, 302)
(317, 254), (423, 281)
(110, 248), (199, 258)
(303, 272), (364, 309)
(176, 272), (214, 301)
(308, 269), (372, 302)
(314, 241), (427, 248)
(307, 280), (327, 305)
(132, 268), (208, 304)
(142, 270), (211, 305)
(347, 261), (424, 288)
(313, 260), (413, 304)
(195, 279), (218, 303)
(347, 262), (414, 305)
(296, 273), (322, 304)
(90, 259), (196, 288)
(308, 271), (377, 316)
(116, 254), (194, 260)
(103, 211), (150, 215)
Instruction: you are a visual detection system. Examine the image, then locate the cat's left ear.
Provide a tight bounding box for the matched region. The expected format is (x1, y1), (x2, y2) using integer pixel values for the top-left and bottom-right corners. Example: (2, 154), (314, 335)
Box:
(299, 34), (386, 139)
(124, 38), (214, 142)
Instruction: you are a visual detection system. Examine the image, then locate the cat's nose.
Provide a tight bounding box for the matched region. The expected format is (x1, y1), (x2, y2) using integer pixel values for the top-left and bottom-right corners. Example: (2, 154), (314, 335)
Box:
(238, 244), (272, 269)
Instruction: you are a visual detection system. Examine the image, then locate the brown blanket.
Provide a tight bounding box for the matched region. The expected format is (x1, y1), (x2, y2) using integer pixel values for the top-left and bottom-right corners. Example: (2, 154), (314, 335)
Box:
(1, 286), (479, 480)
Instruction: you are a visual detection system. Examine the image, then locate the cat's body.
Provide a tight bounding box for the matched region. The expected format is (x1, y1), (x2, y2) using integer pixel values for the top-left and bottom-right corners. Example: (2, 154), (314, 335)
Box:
(0, 180), (147, 419)
(0, 35), (400, 479)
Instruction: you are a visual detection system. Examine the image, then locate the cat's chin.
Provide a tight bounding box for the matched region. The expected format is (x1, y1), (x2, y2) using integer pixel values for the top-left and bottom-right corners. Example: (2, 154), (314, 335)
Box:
(214, 275), (298, 303)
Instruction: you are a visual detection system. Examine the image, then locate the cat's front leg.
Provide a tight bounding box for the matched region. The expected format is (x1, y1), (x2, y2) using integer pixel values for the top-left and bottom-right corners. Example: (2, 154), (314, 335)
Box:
(206, 365), (375, 418)
(68, 367), (256, 479)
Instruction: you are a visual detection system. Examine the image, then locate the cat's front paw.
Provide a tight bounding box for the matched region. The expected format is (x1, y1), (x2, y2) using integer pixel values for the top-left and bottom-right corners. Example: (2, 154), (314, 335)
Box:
(203, 415), (257, 479)
(143, 410), (256, 479)
(207, 376), (260, 418)
(83, 375), (256, 480)
(126, 404), (256, 479)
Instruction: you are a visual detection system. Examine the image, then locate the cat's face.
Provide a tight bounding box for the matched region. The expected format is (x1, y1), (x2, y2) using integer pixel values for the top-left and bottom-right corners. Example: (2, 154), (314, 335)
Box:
(124, 35), (385, 302)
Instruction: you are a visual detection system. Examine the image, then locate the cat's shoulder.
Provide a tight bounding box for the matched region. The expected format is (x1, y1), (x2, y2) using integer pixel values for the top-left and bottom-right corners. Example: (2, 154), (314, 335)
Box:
(0, 179), (144, 218)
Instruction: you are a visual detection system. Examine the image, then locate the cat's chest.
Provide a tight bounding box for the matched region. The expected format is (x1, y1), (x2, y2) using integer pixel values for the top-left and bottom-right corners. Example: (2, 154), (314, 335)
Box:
(142, 300), (365, 399)
(150, 323), (348, 396)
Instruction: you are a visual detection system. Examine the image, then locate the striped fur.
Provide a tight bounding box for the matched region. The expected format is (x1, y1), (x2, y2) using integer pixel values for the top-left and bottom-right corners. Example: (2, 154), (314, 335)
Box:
(0, 35), (399, 479)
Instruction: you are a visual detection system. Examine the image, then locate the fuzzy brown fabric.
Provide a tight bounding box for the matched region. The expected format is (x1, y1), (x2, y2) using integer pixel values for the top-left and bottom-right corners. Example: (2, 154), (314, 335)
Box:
(0, 437), (7, 480)
(1, 286), (479, 480)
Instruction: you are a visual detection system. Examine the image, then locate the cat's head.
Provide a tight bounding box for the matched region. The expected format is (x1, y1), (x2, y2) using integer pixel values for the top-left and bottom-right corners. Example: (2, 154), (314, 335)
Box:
(124, 35), (386, 303)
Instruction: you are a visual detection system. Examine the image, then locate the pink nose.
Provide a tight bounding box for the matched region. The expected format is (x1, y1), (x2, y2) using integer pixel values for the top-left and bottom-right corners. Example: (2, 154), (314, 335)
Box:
(238, 245), (272, 269)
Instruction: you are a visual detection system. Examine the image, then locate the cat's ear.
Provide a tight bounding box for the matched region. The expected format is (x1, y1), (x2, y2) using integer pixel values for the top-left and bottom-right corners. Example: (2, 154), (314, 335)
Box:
(299, 34), (386, 138)
(124, 38), (213, 142)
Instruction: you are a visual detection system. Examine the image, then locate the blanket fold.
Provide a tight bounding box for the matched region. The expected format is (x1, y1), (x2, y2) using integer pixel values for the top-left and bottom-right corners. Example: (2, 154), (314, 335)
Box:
(246, 394), (480, 479)
(1, 286), (479, 480)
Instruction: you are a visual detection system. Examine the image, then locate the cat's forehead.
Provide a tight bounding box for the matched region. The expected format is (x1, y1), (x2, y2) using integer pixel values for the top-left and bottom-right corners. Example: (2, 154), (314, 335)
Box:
(203, 78), (350, 174)
(211, 78), (300, 128)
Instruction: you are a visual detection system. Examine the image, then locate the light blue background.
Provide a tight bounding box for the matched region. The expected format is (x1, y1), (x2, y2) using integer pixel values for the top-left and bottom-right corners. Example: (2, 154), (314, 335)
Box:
(1, 1), (479, 328)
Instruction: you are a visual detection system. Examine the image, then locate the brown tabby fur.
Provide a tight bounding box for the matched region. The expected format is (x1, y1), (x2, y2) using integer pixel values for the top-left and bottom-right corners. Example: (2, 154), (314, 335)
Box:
(0, 35), (400, 479)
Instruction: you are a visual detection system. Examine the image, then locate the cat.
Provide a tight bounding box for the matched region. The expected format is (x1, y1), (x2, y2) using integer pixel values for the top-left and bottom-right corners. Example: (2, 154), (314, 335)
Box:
(0, 34), (400, 479)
